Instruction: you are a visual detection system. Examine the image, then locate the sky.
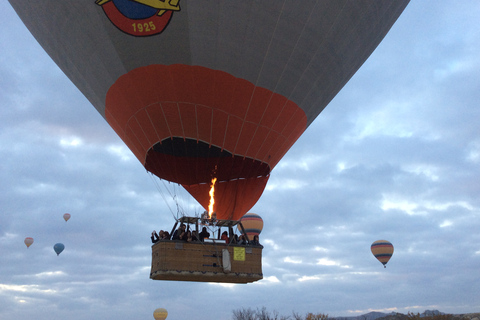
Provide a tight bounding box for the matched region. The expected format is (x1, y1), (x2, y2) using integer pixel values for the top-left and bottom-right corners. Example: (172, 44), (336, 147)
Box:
(1, 1), (480, 320)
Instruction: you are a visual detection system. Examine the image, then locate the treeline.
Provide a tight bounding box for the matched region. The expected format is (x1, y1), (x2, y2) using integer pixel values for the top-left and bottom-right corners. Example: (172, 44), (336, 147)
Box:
(406, 313), (453, 320)
(231, 308), (455, 320)
(231, 307), (328, 320)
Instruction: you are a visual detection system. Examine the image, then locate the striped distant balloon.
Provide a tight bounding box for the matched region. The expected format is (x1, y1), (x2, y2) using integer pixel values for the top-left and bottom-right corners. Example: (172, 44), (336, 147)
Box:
(153, 308), (168, 320)
(371, 240), (394, 268)
(24, 237), (34, 248)
(238, 213), (263, 240)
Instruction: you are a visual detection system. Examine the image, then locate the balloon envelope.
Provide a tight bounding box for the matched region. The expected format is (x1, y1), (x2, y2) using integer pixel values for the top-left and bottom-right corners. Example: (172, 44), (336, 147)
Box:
(24, 237), (34, 248)
(371, 240), (394, 267)
(8, 1), (409, 220)
(53, 243), (65, 256)
(63, 213), (71, 222)
(238, 213), (263, 240)
(153, 308), (168, 320)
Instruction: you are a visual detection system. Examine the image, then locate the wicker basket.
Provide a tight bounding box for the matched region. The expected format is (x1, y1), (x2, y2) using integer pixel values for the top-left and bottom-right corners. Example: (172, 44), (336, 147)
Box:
(150, 240), (263, 283)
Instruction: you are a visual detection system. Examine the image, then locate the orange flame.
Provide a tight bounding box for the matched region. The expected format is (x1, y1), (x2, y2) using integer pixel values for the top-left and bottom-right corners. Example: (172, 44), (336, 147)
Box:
(208, 177), (217, 218)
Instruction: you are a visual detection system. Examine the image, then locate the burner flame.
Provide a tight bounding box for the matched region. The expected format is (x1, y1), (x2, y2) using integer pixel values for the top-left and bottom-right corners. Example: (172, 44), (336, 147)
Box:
(208, 177), (217, 218)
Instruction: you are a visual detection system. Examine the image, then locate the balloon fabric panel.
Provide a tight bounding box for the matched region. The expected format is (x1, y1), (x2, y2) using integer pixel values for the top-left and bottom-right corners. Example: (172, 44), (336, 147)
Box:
(183, 178), (268, 220)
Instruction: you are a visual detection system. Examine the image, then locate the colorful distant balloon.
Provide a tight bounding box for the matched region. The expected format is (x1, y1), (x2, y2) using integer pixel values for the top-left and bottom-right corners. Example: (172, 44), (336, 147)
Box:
(371, 240), (394, 268)
(63, 213), (71, 222)
(153, 308), (168, 320)
(8, 1), (409, 220)
(53, 243), (65, 256)
(238, 213), (263, 240)
(24, 237), (34, 248)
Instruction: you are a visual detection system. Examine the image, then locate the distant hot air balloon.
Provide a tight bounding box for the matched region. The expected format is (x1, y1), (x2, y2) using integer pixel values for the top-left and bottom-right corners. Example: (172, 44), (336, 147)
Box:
(238, 213), (263, 240)
(371, 240), (394, 268)
(53, 243), (65, 256)
(24, 237), (34, 248)
(8, 1), (409, 220)
(63, 213), (71, 222)
(153, 308), (168, 320)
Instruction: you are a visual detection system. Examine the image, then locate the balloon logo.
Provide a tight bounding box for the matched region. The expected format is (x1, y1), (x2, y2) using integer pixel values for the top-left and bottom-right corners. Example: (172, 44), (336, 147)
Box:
(24, 237), (34, 248)
(238, 213), (263, 240)
(371, 240), (394, 268)
(96, 0), (180, 37)
(54, 243), (65, 256)
(63, 213), (71, 222)
(153, 308), (168, 320)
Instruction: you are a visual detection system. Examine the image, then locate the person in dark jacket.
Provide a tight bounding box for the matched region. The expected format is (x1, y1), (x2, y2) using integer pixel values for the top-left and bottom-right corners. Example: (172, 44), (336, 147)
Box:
(172, 224), (186, 240)
(199, 227), (210, 242)
(151, 230), (159, 243)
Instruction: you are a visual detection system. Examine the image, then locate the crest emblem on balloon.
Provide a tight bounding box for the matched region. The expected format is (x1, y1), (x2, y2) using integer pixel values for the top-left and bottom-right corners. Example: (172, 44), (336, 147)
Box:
(96, 0), (180, 36)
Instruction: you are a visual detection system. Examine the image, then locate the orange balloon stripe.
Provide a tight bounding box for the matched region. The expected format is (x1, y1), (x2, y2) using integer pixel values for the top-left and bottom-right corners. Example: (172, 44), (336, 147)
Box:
(105, 64), (307, 168)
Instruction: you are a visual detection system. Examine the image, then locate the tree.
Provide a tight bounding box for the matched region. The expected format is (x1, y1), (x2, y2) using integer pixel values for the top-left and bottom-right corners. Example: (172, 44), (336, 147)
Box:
(232, 307), (329, 320)
(305, 313), (329, 320)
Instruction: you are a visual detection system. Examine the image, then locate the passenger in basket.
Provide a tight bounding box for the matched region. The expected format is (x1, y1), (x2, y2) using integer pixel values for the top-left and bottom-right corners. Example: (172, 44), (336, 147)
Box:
(191, 230), (199, 242)
(151, 230), (166, 243)
(162, 231), (170, 240)
(172, 224), (186, 240)
(221, 231), (229, 243)
(185, 230), (193, 242)
(251, 235), (260, 246)
(178, 229), (187, 241)
(150, 230), (159, 243)
(237, 234), (246, 245)
(199, 227), (210, 242)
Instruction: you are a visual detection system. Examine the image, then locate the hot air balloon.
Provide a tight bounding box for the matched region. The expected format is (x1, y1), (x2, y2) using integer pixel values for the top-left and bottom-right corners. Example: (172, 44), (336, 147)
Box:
(53, 243), (65, 256)
(24, 237), (34, 248)
(63, 213), (71, 222)
(8, 1), (409, 221)
(153, 308), (168, 320)
(371, 240), (394, 268)
(238, 213), (263, 241)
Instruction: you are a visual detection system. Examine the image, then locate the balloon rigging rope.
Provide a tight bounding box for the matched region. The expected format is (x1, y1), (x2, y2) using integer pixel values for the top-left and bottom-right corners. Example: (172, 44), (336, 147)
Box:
(148, 173), (180, 220)
(148, 173), (205, 221)
(148, 176), (224, 261)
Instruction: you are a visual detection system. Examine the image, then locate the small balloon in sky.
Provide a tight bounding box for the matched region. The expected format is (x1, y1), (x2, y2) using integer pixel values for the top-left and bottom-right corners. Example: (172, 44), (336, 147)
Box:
(237, 213), (263, 240)
(371, 240), (394, 268)
(53, 243), (65, 256)
(153, 308), (168, 320)
(24, 237), (34, 248)
(63, 213), (71, 222)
